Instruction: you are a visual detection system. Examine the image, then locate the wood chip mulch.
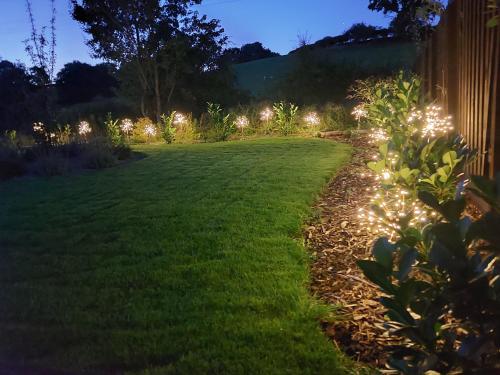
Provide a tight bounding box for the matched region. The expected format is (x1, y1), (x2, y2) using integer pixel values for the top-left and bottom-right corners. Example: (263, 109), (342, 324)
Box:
(305, 134), (403, 369)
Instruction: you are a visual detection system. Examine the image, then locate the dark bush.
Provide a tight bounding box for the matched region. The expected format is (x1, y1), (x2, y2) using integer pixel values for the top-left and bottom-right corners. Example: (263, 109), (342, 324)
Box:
(32, 153), (70, 177)
(0, 159), (25, 180)
(113, 142), (132, 160)
(82, 140), (117, 169)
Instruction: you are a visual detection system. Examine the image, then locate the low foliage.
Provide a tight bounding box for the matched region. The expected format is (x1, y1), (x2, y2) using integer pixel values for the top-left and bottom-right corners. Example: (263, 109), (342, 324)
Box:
(160, 112), (177, 144)
(357, 72), (496, 374)
(207, 102), (234, 141)
(82, 139), (117, 169)
(105, 112), (122, 146)
(132, 117), (158, 143)
(273, 101), (299, 136)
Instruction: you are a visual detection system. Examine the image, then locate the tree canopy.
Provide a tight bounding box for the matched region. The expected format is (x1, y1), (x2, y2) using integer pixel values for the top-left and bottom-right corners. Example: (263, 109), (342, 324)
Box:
(71, 0), (228, 121)
(368, 0), (444, 38)
(223, 42), (280, 64)
(55, 61), (118, 106)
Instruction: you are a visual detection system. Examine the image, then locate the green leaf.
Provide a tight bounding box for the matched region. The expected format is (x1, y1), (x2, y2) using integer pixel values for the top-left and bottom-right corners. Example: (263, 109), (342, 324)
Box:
(357, 260), (395, 293)
(367, 160), (385, 174)
(396, 247), (418, 282)
(378, 143), (388, 157)
(380, 297), (415, 326)
(418, 191), (440, 211)
(372, 238), (396, 270)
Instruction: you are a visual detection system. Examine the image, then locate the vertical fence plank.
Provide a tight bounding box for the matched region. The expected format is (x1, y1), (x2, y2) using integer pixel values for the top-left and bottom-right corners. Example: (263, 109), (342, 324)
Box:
(421, 0), (499, 176)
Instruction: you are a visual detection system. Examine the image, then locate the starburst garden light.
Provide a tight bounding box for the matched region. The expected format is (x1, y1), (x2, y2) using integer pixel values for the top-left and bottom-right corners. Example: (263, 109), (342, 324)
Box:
(235, 115), (249, 130)
(144, 124), (157, 138)
(33, 122), (45, 133)
(408, 105), (454, 138)
(173, 113), (187, 125)
(351, 104), (367, 121)
(120, 119), (134, 134)
(260, 108), (273, 122)
(303, 112), (320, 126)
(78, 121), (92, 136)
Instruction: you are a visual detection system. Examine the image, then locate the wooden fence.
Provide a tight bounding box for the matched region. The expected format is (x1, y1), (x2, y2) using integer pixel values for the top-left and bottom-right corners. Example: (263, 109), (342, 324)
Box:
(420, 0), (500, 177)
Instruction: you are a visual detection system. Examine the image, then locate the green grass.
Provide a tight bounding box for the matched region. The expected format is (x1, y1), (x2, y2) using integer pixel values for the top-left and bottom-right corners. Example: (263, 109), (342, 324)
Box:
(233, 41), (417, 97)
(0, 138), (351, 374)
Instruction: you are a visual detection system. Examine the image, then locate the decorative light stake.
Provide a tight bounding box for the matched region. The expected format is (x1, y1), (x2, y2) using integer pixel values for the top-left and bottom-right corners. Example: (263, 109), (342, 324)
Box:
(235, 116), (249, 136)
(120, 118), (134, 137)
(352, 104), (367, 129)
(78, 121), (92, 138)
(408, 105), (454, 138)
(173, 113), (187, 126)
(303, 112), (320, 127)
(144, 124), (157, 142)
(260, 108), (274, 122)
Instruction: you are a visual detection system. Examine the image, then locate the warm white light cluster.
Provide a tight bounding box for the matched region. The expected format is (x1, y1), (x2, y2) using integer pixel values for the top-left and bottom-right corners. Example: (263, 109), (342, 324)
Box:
(408, 105), (454, 138)
(357, 185), (435, 240)
(78, 121), (92, 136)
(173, 113), (187, 125)
(369, 127), (389, 143)
(235, 115), (249, 129)
(260, 108), (274, 122)
(304, 112), (320, 126)
(144, 124), (157, 137)
(120, 119), (134, 134)
(352, 104), (367, 121)
(33, 122), (45, 133)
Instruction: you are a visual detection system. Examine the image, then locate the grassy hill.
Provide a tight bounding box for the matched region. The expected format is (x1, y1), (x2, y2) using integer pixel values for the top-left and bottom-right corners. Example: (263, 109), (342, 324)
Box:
(233, 40), (418, 98)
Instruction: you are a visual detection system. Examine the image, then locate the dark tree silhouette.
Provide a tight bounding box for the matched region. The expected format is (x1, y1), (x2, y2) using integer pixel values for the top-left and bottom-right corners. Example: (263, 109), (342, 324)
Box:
(55, 62), (118, 105)
(71, 0), (226, 121)
(368, 0), (444, 39)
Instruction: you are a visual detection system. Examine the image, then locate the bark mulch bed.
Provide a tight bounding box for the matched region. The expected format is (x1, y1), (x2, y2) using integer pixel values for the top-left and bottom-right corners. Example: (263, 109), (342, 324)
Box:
(305, 134), (402, 369)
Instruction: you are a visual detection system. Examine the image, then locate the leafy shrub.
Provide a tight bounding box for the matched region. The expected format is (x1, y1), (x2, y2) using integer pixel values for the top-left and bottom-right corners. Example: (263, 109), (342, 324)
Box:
(105, 112), (122, 146)
(56, 97), (134, 130)
(360, 72), (474, 237)
(175, 115), (198, 144)
(273, 101), (298, 136)
(358, 177), (500, 373)
(0, 133), (25, 180)
(32, 153), (70, 177)
(320, 103), (356, 131)
(132, 117), (158, 144)
(82, 139), (117, 169)
(160, 112), (177, 144)
(207, 102), (234, 141)
(113, 142), (132, 161)
(355, 71), (496, 374)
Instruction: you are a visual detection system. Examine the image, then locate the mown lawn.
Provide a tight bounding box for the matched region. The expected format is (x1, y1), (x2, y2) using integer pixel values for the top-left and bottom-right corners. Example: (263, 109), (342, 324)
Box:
(0, 138), (351, 374)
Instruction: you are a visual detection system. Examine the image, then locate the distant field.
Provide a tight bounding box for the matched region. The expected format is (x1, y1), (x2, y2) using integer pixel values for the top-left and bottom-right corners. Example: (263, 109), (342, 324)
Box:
(233, 41), (418, 98)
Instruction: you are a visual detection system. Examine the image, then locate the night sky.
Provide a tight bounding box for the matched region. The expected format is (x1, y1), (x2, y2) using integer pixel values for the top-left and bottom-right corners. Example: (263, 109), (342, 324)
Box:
(0, 0), (391, 71)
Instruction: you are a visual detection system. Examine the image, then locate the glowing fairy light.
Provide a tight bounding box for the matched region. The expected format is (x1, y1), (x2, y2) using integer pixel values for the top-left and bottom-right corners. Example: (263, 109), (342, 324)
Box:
(173, 113), (187, 125)
(33, 122), (45, 133)
(408, 105), (454, 138)
(235, 115), (249, 129)
(304, 112), (320, 126)
(369, 128), (389, 143)
(144, 124), (157, 137)
(351, 104), (367, 121)
(260, 108), (274, 122)
(78, 121), (92, 136)
(120, 119), (134, 134)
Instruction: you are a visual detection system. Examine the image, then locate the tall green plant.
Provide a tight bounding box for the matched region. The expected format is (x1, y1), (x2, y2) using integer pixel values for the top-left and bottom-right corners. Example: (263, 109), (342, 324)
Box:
(273, 102), (298, 136)
(160, 112), (177, 144)
(207, 102), (234, 142)
(105, 112), (121, 146)
(361, 73), (474, 239)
